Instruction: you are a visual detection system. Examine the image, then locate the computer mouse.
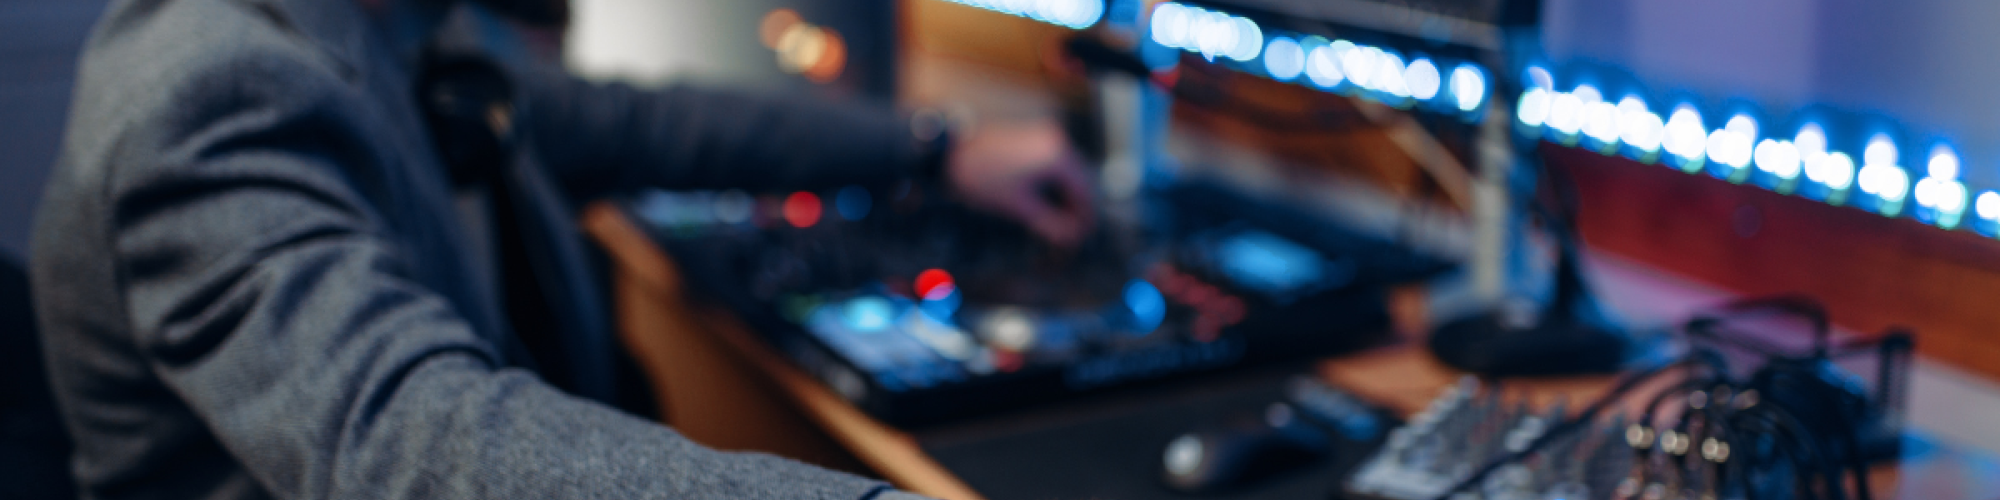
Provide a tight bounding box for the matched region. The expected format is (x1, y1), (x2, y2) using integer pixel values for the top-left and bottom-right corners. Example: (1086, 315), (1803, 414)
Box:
(1161, 402), (1333, 493)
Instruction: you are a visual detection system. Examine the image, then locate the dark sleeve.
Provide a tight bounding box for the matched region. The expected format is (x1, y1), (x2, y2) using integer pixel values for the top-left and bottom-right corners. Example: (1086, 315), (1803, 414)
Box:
(513, 66), (943, 197)
(109, 56), (889, 500)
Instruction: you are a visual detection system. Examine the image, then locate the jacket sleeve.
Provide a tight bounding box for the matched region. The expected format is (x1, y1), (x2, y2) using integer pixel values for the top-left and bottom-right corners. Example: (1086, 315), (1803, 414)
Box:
(108, 54), (890, 500)
(512, 65), (940, 197)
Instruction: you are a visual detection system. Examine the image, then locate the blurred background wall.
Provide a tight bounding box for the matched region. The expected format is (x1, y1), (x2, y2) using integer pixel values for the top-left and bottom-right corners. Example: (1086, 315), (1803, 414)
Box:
(1544, 0), (2000, 189)
(0, 0), (108, 261)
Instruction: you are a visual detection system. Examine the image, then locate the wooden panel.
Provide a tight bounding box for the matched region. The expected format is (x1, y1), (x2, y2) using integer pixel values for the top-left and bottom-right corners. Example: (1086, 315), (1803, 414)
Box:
(586, 202), (2000, 500)
(583, 204), (986, 500)
(1550, 146), (2000, 381)
(586, 205), (870, 473)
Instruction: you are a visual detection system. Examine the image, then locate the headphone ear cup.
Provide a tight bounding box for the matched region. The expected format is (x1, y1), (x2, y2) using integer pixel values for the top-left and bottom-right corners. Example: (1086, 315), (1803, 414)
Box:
(467, 0), (569, 28)
(416, 54), (517, 186)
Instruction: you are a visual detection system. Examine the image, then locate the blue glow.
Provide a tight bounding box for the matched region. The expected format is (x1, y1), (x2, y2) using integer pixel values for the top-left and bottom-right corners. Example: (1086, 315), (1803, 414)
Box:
(1662, 105), (1708, 163)
(843, 296), (896, 333)
(1928, 145), (1961, 180)
(1915, 177), (1967, 212)
(1524, 65), (1554, 90)
(1124, 280), (1167, 335)
(1807, 152), (1856, 190)
(1262, 37), (1305, 81)
(1340, 45), (1377, 89)
(1546, 91), (1584, 136)
(1405, 58), (1441, 100)
(1149, 2), (1259, 61)
(1977, 191), (2000, 221)
(1706, 114), (1757, 170)
(1754, 139), (1802, 180)
(1865, 134), (1899, 167)
(834, 186), (872, 221)
(1916, 145), (1967, 219)
(1517, 88), (1551, 127)
(1582, 99), (1621, 147)
(1795, 124), (1828, 155)
(1304, 43), (1345, 87)
(918, 286), (961, 322)
(1216, 230), (1324, 294)
(1616, 96), (1662, 153)
(1858, 163), (1910, 202)
(949, 0), (1103, 29)
(1374, 51), (1411, 98)
(1449, 64), (1486, 111)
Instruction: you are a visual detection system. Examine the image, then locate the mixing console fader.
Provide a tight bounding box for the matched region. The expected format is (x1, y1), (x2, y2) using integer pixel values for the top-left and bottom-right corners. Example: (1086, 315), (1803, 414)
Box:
(625, 181), (1450, 426)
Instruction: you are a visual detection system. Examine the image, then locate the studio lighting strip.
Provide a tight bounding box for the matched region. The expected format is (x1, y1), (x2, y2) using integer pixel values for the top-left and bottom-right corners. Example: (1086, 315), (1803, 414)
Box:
(1148, 2), (1492, 121)
(1515, 66), (1991, 234)
(938, 0), (1105, 30)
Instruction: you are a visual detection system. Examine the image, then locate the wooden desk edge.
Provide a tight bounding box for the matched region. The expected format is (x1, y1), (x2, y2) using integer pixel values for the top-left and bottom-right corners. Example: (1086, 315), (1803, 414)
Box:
(582, 203), (988, 500)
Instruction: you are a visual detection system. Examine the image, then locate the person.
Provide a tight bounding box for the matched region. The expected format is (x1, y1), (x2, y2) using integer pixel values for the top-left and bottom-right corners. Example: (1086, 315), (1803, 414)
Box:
(29, 0), (1095, 498)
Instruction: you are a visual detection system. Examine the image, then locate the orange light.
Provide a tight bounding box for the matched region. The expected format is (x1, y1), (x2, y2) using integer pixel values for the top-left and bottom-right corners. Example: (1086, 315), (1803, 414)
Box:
(783, 191), (823, 228)
(915, 269), (955, 299)
(802, 29), (846, 83)
(759, 9), (802, 48)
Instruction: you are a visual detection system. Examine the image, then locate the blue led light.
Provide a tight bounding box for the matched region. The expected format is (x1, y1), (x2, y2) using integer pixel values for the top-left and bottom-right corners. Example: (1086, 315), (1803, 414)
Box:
(1977, 191), (2000, 221)
(1124, 280), (1166, 336)
(1808, 152), (1857, 191)
(919, 285), (961, 322)
(1976, 191), (2000, 237)
(1517, 88), (1551, 127)
(1304, 42), (1345, 88)
(1914, 145), (1968, 228)
(1754, 139), (1802, 180)
(1263, 37), (1305, 81)
(1616, 96), (1663, 156)
(1341, 45), (1379, 89)
(1857, 133), (1909, 215)
(946, 0), (1103, 29)
(1581, 94), (1622, 149)
(843, 296), (897, 333)
(1546, 90), (1585, 138)
(1449, 64), (1487, 112)
(834, 185), (872, 221)
(1707, 115), (1758, 175)
(1374, 51), (1412, 98)
(1662, 105), (1708, 169)
(1149, 2), (1259, 61)
(1529, 63), (2000, 234)
(1405, 58), (1441, 100)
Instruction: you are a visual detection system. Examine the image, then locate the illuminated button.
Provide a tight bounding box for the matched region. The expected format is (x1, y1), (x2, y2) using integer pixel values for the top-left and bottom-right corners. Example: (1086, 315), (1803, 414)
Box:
(834, 185), (872, 220)
(1125, 279), (1167, 335)
(713, 190), (754, 224)
(979, 308), (1037, 352)
(915, 269), (955, 301)
(842, 296), (895, 333)
(782, 191), (822, 227)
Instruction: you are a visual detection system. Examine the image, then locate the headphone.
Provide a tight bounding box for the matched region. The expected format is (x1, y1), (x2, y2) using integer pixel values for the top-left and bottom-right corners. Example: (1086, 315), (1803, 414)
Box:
(457, 0), (569, 28)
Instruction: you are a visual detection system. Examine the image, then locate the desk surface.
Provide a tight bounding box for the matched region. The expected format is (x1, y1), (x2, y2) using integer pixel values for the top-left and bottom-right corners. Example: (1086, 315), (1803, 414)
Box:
(581, 202), (2000, 500)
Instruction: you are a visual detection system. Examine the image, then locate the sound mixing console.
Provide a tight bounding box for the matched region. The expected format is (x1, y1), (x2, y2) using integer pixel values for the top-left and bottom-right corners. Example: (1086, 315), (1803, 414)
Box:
(625, 180), (1451, 426)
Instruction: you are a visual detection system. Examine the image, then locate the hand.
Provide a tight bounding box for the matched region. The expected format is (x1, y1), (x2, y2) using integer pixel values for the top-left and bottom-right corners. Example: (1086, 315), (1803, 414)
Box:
(944, 121), (1098, 247)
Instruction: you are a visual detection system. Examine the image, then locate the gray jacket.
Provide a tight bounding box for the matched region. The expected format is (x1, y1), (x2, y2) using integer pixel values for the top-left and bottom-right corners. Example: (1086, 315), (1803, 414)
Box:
(32, 0), (935, 498)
